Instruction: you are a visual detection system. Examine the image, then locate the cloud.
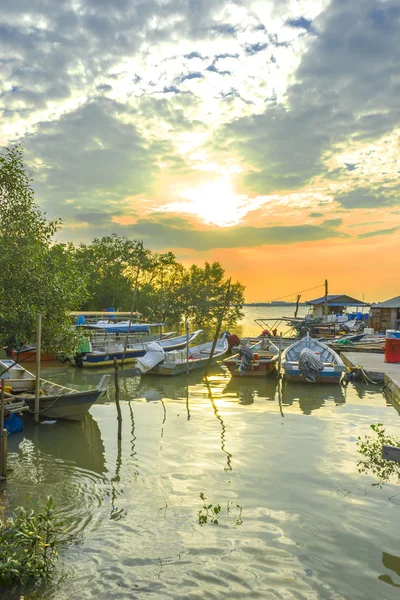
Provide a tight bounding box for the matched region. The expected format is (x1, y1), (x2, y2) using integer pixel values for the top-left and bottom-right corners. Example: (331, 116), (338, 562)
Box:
(1, 0), (399, 254)
(358, 226), (400, 239)
(116, 215), (347, 251)
(215, 0), (400, 194)
(22, 98), (162, 218)
(335, 188), (399, 209)
(323, 218), (342, 226)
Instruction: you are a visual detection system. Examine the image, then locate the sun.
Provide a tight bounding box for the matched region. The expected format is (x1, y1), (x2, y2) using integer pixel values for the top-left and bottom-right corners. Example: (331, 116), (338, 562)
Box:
(164, 179), (253, 227)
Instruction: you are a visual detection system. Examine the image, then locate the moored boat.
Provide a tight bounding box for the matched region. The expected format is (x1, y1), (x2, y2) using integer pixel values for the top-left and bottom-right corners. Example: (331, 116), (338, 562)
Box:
(137, 336), (229, 376)
(282, 334), (345, 384)
(0, 359), (108, 421)
(223, 340), (279, 377)
(8, 347), (59, 363)
(78, 330), (202, 368)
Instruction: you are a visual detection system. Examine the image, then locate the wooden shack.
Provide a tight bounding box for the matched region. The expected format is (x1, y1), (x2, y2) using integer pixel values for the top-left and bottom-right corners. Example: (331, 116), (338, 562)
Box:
(370, 296), (400, 332)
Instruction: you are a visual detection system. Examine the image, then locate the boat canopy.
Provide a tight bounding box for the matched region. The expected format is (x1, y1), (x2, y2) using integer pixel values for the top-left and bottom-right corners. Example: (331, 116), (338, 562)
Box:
(84, 323), (162, 334)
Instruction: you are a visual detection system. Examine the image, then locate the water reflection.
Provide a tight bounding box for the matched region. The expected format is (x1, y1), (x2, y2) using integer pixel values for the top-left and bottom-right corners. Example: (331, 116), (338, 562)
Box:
(128, 401), (139, 475)
(379, 552), (400, 588)
(281, 382), (346, 415)
(8, 413), (106, 476)
(223, 377), (278, 405)
(205, 378), (232, 472)
(110, 437), (123, 521)
(6, 414), (107, 534)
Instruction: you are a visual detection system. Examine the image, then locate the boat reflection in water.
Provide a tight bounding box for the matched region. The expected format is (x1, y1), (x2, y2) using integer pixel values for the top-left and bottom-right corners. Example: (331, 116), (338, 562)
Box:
(65, 363), (347, 417)
(7, 413), (107, 534)
(222, 376), (278, 405)
(223, 374), (346, 415)
(281, 382), (346, 414)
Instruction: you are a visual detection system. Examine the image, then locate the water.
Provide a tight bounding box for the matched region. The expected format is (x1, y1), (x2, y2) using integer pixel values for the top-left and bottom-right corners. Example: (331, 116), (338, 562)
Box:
(3, 307), (400, 599)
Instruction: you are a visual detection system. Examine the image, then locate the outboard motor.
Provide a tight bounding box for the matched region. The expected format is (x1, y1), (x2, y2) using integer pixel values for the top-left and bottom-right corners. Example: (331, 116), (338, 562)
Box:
(298, 347), (324, 383)
(238, 344), (254, 376)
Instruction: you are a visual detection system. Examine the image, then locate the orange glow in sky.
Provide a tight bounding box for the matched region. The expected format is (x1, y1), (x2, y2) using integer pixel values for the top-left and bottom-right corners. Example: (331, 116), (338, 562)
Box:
(1, 1), (399, 302)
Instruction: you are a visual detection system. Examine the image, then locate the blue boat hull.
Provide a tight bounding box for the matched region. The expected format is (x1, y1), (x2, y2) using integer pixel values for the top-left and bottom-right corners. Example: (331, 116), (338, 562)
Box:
(80, 341), (188, 368)
(283, 367), (344, 384)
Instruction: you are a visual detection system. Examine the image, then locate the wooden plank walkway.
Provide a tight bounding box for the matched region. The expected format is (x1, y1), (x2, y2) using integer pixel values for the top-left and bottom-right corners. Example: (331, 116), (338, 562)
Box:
(341, 352), (400, 403)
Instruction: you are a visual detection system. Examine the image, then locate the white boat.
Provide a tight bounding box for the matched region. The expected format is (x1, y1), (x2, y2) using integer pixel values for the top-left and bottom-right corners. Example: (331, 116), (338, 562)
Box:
(77, 330), (202, 367)
(0, 359), (108, 421)
(282, 334), (345, 384)
(138, 336), (230, 376)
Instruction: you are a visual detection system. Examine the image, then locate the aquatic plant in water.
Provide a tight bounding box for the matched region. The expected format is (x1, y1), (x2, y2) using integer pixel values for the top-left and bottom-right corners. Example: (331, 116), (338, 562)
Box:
(198, 493), (243, 526)
(357, 424), (400, 487)
(198, 493), (221, 525)
(0, 496), (73, 589)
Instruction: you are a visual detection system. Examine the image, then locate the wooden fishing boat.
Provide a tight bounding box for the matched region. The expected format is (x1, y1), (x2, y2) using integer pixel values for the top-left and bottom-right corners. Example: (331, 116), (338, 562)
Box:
(7, 347), (59, 363)
(282, 334), (345, 384)
(78, 330), (202, 367)
(223, 340), (279, 378)
(139, 336), (229, 376)
(0, 359), (108, 421)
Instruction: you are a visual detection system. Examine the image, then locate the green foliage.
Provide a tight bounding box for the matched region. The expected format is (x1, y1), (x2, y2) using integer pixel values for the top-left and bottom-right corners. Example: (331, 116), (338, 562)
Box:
(0, 145), (245, 349)
(0, 496), (71, 588)
(74, 234), (245, 328)
(168, 262), (245, 328)
(357, 423), (400, 487)
(198, 492), (221, 525)
(75, 235), (143, 311)
(198, 493), (243, 526)
(0, 145), (89, 355)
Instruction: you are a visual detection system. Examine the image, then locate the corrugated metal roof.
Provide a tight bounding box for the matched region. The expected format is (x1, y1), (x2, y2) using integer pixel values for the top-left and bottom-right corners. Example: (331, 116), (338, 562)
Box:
(372, 296), (400, 309)
(307, 294), (367, 306)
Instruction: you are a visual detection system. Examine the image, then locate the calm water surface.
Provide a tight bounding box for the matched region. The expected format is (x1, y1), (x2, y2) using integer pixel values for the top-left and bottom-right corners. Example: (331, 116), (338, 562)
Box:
(3, 307), (400, 599)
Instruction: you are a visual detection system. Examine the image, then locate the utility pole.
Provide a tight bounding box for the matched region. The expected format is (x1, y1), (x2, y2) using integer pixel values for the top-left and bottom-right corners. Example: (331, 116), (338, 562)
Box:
(324, 279), (328, 318)
(294, 294), (301, 318)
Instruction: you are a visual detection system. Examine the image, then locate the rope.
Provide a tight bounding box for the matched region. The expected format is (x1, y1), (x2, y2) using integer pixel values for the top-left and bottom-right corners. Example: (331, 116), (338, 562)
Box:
(342, 365), (380, 385)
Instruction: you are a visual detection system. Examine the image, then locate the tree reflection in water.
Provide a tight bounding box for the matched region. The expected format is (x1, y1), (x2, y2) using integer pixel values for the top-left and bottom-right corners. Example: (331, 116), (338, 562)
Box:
(379, 552), (400, 588)
(204, 378), (232, 472)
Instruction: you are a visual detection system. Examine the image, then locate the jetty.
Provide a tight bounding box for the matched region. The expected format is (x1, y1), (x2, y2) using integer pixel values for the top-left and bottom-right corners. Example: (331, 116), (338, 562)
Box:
(341, 352), (400, 403)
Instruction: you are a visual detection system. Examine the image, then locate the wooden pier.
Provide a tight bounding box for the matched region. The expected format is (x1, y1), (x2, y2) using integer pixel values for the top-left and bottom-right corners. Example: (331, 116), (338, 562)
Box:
(341, 352), (400, 404)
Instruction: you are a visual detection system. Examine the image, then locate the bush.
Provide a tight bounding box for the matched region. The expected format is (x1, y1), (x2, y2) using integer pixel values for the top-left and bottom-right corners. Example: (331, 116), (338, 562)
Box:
(357, 423), (400, 486)
(0, 496), (72, 588)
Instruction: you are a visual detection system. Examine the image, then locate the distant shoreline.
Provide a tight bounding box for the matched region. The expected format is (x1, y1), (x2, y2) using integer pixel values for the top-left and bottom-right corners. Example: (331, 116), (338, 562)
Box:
(243, 302), (308, 307)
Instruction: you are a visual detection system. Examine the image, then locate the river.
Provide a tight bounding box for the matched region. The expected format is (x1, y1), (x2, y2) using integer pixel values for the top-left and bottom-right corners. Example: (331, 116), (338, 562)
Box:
(3, 306), (400, 599)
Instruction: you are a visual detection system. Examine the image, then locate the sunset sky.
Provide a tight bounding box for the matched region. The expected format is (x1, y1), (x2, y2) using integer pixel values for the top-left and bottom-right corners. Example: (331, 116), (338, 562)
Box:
(1, 0), (399, 303)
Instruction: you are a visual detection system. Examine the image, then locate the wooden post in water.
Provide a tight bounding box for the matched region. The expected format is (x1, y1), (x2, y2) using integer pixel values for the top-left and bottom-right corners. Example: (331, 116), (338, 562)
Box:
(186, 321), (190, 376)
(294, 294), (301, 318)
(277, 333), (283, 379)
(113, 358), (122, 440)
(205, 278), (231, 377)
(0, 381), (6, 479)
(34, 313), (42, 423)
(324, 279), (329, 319)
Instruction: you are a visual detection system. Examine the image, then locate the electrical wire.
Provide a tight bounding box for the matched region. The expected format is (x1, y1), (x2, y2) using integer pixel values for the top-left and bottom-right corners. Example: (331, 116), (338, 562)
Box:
(270, 283), (325, 302)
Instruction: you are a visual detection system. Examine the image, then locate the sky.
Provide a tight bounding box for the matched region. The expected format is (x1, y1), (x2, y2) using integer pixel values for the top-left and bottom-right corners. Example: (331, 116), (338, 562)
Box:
(1, 0), (399, 303)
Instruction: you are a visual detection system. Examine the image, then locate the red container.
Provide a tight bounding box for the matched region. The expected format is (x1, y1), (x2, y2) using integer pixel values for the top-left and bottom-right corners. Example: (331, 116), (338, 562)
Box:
(385, 338), (400, 363)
